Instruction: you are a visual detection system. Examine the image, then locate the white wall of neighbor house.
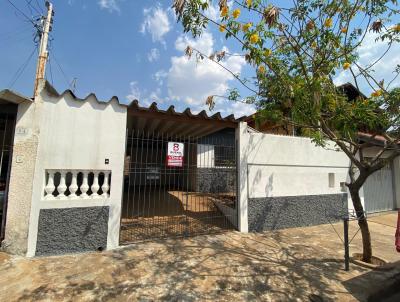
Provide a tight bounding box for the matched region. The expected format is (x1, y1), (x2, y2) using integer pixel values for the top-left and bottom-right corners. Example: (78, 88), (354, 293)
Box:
(237, 122), (358, 228)
(26, 87), (127, 256)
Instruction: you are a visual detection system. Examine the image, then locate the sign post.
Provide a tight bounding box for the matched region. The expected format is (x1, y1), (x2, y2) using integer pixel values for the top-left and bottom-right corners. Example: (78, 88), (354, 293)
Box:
(167, 142), (184, 167)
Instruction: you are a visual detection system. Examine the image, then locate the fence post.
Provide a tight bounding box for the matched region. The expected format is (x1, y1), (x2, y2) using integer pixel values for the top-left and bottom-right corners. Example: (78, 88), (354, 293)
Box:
(344, 217), (350, 271)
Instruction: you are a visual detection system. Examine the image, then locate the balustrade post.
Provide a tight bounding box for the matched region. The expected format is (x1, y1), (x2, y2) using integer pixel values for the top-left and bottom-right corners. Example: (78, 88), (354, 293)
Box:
(91, 171), (100, 198)
(80, 171), (89, 198)
(45, 170), (55, 199)
(44, 169), (111, 200)
(102, 171), (110, 197)
(69, 171), (78, 198)
(57, 171), (67, 198)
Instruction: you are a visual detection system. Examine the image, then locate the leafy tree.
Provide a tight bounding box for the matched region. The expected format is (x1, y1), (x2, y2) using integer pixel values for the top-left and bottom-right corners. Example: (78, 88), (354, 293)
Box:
(173, 0), (400, 263)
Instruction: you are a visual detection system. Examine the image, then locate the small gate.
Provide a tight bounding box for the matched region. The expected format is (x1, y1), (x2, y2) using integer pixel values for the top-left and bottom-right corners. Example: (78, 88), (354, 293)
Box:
(0, 113), (16, 242)
(120, 129), (237, 243)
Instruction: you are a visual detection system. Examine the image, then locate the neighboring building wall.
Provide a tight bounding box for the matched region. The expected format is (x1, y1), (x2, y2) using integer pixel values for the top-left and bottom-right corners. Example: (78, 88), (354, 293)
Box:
(3, 101), (42, 254)
(362, 147), (398, 213)
(392, 157), (400, 209)
(26, 86), (127, 256)
(237, 122), (351, 232)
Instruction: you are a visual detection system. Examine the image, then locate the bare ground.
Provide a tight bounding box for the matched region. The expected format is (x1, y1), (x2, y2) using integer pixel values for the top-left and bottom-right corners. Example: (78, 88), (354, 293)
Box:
(0, 212), (399, 301)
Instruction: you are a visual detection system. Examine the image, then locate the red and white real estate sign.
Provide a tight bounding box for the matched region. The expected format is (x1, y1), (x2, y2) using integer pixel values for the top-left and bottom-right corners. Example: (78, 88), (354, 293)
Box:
(167, 142), (184, 167)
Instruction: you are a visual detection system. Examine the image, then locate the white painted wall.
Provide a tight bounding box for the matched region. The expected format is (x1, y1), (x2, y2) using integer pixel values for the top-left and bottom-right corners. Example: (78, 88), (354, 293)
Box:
(245, 132), (350, 198)
(237, 122), (249, 232)
(26, 88), (127, 256)
(247, 165), (348, 198)
(237, 122), (358, 230)
(197, 144), (215, 168)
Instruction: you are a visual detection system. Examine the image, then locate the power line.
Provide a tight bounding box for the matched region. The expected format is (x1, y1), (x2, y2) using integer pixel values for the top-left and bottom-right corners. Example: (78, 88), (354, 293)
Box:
(47, 56), (54, 86)
(0, 27), (33, 42)
(35, 0), (45, 14)
(8, 46), (38, 89)
(50, 51), (71, 90)
(0, 24), (32, 38)
(6, 0), (37, 26)
(6, 0), (44, 47)
(24, 0), (42, 16)
(25, 0), (33, 15)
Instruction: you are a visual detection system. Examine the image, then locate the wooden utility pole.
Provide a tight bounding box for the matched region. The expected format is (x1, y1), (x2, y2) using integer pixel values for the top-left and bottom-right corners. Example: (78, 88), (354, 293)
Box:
(33, 1), (54, 97)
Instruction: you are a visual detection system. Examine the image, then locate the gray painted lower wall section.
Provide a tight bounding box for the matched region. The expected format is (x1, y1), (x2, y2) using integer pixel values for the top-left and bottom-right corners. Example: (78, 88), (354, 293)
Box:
(196, 168), (235, 193)
(248, 194), (347, 232)
(35, 206), (109, 256)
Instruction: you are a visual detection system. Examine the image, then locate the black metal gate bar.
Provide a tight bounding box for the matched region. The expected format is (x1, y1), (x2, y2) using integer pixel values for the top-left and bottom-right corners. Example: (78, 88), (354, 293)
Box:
(120, 128), (237, 243)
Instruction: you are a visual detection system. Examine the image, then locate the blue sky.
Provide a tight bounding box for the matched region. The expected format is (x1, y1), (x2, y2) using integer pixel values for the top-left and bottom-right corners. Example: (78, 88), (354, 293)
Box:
(0, 0), (256, 117)
(1, 1), (399, 118)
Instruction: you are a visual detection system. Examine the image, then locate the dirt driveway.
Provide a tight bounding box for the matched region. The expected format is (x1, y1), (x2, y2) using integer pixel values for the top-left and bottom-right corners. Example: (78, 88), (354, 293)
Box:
(0, 212), (399, 301)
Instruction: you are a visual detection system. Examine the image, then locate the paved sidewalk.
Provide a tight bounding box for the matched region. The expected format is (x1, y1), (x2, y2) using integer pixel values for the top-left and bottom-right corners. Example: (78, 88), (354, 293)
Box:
(0, 212), (399, 301)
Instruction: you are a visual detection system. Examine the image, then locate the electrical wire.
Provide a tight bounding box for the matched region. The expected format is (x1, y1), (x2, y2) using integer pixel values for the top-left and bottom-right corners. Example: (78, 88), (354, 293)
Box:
(0, 24), (32, 39)
(35, 0), (45, 14)
(47, 55), (54, 86)
(25, 0), (33, 15)
(50, 51), (71, 89)
(24, 0), (43, 16)
(5, 0), (38, 26)
(8, 46), (38, 89)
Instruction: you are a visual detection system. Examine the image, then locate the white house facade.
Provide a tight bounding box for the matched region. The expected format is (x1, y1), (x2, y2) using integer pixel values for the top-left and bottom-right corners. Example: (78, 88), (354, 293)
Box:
(0, 81), (398, 257)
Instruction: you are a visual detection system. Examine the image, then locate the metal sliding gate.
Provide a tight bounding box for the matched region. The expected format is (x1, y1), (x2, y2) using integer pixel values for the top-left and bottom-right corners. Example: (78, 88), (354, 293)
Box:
(120, 129), (238, 243)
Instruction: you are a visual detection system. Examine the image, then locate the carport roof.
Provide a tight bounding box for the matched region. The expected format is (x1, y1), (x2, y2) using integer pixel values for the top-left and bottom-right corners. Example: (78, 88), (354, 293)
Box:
(127, 100), (247, 137)
(0, 89), (33, 105)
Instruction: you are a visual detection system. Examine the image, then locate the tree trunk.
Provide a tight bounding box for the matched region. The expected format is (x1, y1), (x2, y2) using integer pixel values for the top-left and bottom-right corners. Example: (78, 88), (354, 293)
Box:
(348, 185), (372, 263)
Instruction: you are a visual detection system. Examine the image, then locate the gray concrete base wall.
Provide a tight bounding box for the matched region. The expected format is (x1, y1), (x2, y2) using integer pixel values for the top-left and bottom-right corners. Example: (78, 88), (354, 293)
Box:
(35, 206), (109, 256)
(196, 168), (235, 193)
(248, 194), (347, 232)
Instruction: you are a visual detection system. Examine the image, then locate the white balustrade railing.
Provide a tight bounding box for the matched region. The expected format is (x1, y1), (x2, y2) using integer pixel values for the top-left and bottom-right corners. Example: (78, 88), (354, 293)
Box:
(44, 170), (111, 200)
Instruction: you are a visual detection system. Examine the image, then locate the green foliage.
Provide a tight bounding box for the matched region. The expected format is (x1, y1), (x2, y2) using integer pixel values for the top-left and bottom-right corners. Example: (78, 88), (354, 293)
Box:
(174, 0), (400, 148)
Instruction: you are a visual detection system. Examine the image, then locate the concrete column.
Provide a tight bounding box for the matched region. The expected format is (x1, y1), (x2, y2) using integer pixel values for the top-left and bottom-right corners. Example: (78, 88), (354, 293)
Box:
(2, 87), (44, 255)
(237, 122), (249, 232)
(393, 157), (400, 209)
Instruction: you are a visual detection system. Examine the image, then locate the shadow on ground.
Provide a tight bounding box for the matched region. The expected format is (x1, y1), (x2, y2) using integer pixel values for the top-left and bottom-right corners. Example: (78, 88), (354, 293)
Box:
(343, 261), (400, 302)
(2, 231), (361, 301)
(2, 212), (399, 302)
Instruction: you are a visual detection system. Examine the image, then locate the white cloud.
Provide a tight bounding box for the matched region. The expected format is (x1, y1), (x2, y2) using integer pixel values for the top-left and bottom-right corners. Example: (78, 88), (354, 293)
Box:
(167, 32), (254, 118)
(140, 5), (171, 46)
(334, 29), (400, 94)
(127, 81), (141, 101)
(204, 2), (219, 21)
(98, 0), (120, 13)
(126, 82), (163, 107)
(153, 69), (168, 85)
(147, 48), (160, 62)
(175, 32), (214, 55)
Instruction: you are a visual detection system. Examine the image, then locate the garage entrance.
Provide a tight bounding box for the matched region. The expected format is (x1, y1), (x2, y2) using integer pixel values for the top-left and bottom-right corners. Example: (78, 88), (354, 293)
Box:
(120, 103), (239, 244)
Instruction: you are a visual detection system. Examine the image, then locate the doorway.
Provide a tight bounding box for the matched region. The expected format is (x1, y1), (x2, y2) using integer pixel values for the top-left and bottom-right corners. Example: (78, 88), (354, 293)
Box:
(0, 112), (16, 242)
